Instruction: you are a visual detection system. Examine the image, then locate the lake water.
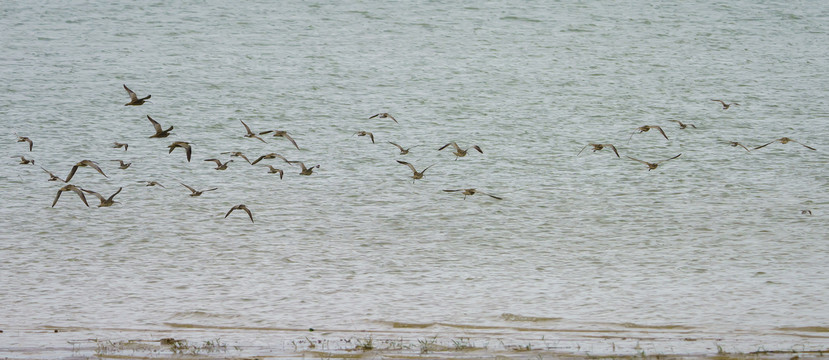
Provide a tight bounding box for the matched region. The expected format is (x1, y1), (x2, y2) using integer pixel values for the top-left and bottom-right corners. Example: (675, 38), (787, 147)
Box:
(1, 0), (828, 358)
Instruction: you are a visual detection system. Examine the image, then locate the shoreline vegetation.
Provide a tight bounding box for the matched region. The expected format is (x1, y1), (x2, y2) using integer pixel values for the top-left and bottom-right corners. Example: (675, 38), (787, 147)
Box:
(3, 322), (828, 359)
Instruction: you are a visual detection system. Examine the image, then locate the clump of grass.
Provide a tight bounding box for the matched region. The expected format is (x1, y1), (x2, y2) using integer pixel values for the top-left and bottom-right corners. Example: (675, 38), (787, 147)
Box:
(169, 338), (228, 355)
(354, 335), (374, 351)
(452, 337), (475, 350)
(418, 336), (438, 354)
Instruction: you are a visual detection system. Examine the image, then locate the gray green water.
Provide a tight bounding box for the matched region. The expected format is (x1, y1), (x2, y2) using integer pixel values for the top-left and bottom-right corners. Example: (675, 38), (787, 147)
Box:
(1, 1), (828, 357)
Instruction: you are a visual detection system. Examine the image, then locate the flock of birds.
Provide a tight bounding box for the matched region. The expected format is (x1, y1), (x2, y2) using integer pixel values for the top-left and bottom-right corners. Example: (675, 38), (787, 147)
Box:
(11, 89), (819, 222)
(575, 99), (816, 172)
(10, 84), (508, 224)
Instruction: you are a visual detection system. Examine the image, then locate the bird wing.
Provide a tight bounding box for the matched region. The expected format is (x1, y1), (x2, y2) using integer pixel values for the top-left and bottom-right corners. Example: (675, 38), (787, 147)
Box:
(51, 188), (64, 207)
(243, 207), (254, 223)
(239, 154), (251, 164)
(421, 163), (436, 174)
(753, 140), (776, 150)
(240, 120), (253, 135)
(396, 160), (417, 173)
(605, 144), (620, 158)
(147, 115), (163, 133)
(282, 133), (300, 149)
(438, 142), (457, 151)
(81, 189), (105, 203)
(657, 153), (682, 164)
(107, 187), (123, 202)
(387, 114), (398, 123)
(369, 113), (380, 119)
(388, 141), (404, 151)
(183, 144), (192, 162)
(259, 130), (274, 135)
(204, 159), (222, 166)
(625, 155), (649, 165)
(25, 138), (33, 151)
(180, 183), (198, 193)
(443, 189), (463, 193)
(791, 140), (816, 150)
(124, 84), (138, 101)
(735, 142), (750, 151)
(71, 186), (89, 207)
(577, 144), (590, 156)
(252, 134), (267, 143)
(368, 132), (374, 143)
(65, 165), (79, 183)
(85, 161), (108, 178)
(471, 145), (483, 153)
(654, 126), (669, 140)
(478, 191), (503, 200)
(225, 206), (237, 218)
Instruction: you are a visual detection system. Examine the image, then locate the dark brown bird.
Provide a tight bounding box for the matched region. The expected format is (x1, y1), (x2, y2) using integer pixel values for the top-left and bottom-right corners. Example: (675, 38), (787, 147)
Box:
(113, 142), (128, 151)
(15, 133), (33, 151)
(577, 143), (620, 158)
(251, 153), (289, 165)
(669, 120), (696, 129)
(711, 99), (739, 110)
(397, 160), (434, 183)
(290, 161), (320, 176)
(240, 120), (267, 143)
(180, 183), (217, 197)
(147, 115), (173, 138)
(204, 158), (233, 170)
(141, 181), (165, 188)
(729, 142), (751, 152)
(262, 165), (284, 179)
(225, 204), (254, 223)
(41, 167), (66, 182)
(388, 141), (418, 155)
(123, 84), (151, 106)
(438, 142), (483, 160)
(13, 156), (35, 165)
(52, 184), (89, 208)
(110, 160), (132, 169)
(221, 151), (252, 164)
(258, 130), (300, 150)
(369, 112), (398, 124)
(802, 210), (812, 215)
(82, 187), (122, 207)
(65, 160), (107, 182)
(355, 131), (375, 144)
(754, 137), (815, 151)
(443, 188), (502, 200)
(629, 125), (669, 142)
(167, 141), (192, 162)
(626, 153), (682, 171)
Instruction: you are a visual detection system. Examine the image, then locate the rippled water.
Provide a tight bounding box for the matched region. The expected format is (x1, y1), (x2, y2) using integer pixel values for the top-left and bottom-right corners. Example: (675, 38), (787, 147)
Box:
(2, 1), (828, 358)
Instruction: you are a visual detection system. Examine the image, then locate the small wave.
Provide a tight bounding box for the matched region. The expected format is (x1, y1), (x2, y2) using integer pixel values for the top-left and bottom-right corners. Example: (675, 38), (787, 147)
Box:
(500, 313), (562, 322)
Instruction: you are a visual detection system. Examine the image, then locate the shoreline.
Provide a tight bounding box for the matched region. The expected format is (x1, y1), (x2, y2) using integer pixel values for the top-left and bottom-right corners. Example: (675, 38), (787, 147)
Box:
(3, 323), (828, 359)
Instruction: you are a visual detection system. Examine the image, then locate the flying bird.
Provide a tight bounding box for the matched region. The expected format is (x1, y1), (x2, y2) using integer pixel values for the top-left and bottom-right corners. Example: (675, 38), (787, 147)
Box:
(168, 141), (192, 162)
(65, 160), (107, 182)
(754, 137), (816, 151)
(577, 143), (620, 158)
(625, 153), (682, 171)
(52, 184), (89, 208)
(669, 120), (696, 129)
(443, 188), (502, 200)
(355, 131), (375, 144)
(123, 84), (151, 106)
(262, 165), (284, 179)
(438, 142), (483, 160)
(204, 158), (233, 170)
(15, 133), (33, 151)
(388, 141), (418, 155)
(112, 142), (128, 151)
(240, 120), (267, 143)
(82, 187), (122, 207)
(141, 181), (165, 188)
(290, 161), (320, 176)
(110, 160), (132, 169)
(13, 156), (35, 165)
(629, 125), (669, 142)
(147, 115), (173, 138)
(180, 183), (217, 197)
(225, 204), (254, 223)
(369, 112), (398, 124)
(258, 130), (300, 150)
(41, 167), (66, 182)
(397, 160), (434, 183)
(711, 99), (739, 110)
